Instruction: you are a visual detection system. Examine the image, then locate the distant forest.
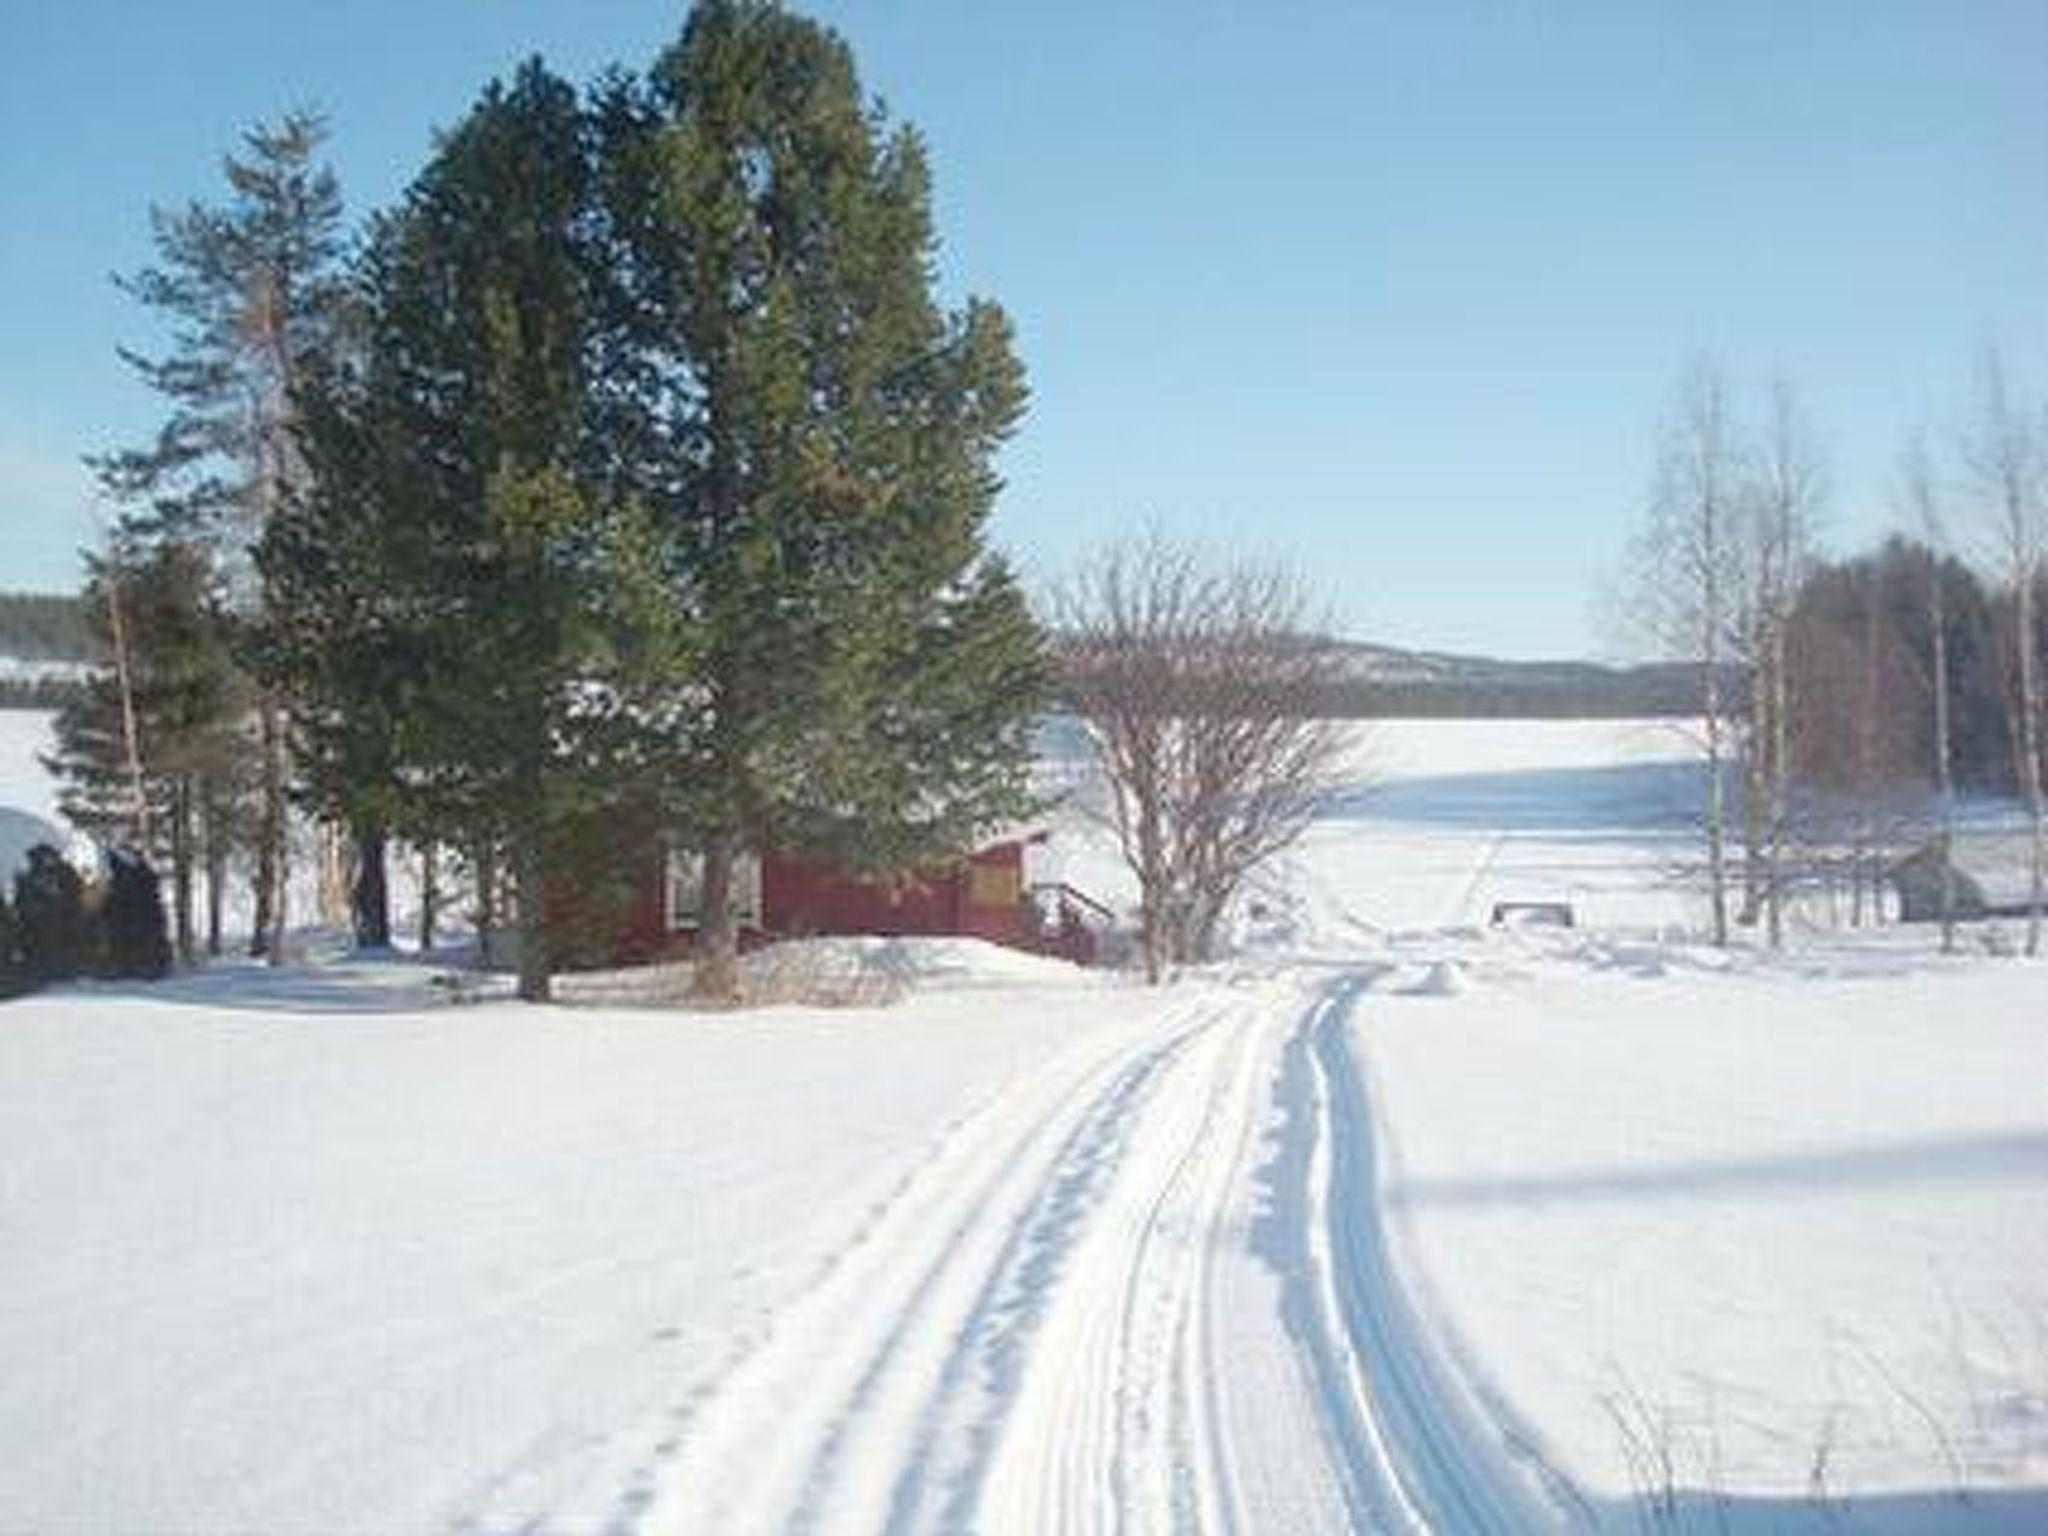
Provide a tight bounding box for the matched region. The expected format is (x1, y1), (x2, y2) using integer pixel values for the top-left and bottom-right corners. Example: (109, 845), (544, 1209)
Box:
(0, 592), (93, 660)
(0, 591), (95, 708)
(1304, 658), (1708, 719)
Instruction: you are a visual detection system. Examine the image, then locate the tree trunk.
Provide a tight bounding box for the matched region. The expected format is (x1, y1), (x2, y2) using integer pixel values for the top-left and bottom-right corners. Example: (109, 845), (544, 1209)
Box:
(1739, 657), (1766, 926)
(1850, 835), (1867, 927)
(1931, 565), (1957, 954)
(692, 831), (741, 1004)
(2017, 571), (2045, 957)
(103, 556), (153, 853)
(170, 776), (195, 966)
(320, 822), (350, 927)
(513, 831), (550, 1003)
(1136, 804), (1166, 984)
(205, 823), (226, 959)
(251, 695), (287, 960)
(473, 842), (496, 955)
(1703, 651), (1730, 948)
(1189, 886), (1228, 965)
(1766, 617), (1789, 949)
(350, 821), (391, 950)
(418, 841), (439, 954)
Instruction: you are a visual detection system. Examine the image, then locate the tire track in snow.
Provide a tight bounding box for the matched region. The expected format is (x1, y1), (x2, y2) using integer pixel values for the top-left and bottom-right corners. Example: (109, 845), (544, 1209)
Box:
(1272, 971), (1571, 1533)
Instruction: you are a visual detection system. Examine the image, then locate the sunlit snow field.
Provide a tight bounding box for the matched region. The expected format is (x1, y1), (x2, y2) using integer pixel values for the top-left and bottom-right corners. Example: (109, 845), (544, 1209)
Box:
(2, 708), (2043, 1533)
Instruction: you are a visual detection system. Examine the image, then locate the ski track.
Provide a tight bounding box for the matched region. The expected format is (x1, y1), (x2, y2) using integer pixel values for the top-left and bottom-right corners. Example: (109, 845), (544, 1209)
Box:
(597, 973), (1571, 1535)
(1283, 974), (1565, 1534)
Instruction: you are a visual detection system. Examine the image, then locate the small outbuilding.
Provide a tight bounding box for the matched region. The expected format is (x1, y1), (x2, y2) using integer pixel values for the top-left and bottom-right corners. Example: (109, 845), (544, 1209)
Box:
(1887, 832), (2036, 923)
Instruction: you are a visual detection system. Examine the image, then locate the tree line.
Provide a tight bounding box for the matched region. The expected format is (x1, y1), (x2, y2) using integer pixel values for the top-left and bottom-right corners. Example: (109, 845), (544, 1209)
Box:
(47, 1), (1048, 1002)
(0, 593), (94, 709)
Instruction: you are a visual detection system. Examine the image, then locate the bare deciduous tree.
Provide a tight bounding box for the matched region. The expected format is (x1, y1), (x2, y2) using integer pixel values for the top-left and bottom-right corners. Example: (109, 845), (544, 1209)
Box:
(1734, 376), (1822, 947)
(1961, 349), (2046, 955)
(1623, 355), (1743, 945)
(1058, 534), (1352, 981)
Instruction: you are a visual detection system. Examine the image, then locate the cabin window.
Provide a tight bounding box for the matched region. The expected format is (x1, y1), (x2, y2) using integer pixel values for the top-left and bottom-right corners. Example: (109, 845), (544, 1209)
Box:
(666, 847), (762, 930)
(967, 861), (1021, 909)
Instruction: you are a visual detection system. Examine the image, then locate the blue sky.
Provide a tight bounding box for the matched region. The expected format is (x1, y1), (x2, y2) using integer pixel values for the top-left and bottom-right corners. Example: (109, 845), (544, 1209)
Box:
(2, 1), (2044, 658)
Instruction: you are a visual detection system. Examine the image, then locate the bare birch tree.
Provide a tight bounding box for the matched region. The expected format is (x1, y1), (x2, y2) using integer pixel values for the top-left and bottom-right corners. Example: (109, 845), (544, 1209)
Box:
(1738, 377), (1822, 947)
(1961, 350), (2046, 955)
(1624, 356), (1742, 945)
(1059, 533), (1352, 981)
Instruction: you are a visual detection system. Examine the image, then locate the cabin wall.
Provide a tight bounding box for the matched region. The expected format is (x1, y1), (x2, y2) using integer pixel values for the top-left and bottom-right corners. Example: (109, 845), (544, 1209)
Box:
(761, 844), (1031, 946)
(609, 839), (1036, 959)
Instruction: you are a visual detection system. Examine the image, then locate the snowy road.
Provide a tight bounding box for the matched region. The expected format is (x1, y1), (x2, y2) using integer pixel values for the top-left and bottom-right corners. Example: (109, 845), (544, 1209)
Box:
(617, 973), (1564, 1535)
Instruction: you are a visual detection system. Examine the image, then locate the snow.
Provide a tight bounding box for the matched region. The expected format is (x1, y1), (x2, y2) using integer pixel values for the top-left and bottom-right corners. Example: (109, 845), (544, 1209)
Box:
(2, 712), (2044, 1533)
(0, 708), (71, 882)
(1354, 940), (2048, 1526)
(0, 964), (1137, 1533)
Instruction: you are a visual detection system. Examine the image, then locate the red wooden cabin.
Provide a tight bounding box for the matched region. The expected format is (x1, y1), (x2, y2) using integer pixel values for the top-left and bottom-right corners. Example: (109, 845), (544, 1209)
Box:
(605, 835), (1101, 966)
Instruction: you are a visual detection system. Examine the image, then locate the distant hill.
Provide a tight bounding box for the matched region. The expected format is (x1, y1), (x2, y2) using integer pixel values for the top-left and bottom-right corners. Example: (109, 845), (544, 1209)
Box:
(1, 587), (1706, 720)
(1314, 640), (1706, 718)
(1055, 633), (1708, 720)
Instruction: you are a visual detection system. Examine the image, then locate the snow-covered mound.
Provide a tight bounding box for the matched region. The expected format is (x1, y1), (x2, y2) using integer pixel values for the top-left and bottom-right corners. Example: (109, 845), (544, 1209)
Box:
(559, 934), (1089, 1009)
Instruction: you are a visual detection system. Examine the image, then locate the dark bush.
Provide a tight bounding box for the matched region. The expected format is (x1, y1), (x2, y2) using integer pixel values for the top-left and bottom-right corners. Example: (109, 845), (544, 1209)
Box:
(14, 844), (87, 984)
(100, 848), (171, 979)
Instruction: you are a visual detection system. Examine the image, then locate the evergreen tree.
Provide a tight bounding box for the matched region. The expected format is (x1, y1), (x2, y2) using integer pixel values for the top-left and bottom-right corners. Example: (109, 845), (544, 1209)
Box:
(94, 111), (349, 961)
(604, 2), (1047, 998)
(1790, 539), (2010, 795)
(13, 846), (88, 985)
(275, 61), (663, 1001)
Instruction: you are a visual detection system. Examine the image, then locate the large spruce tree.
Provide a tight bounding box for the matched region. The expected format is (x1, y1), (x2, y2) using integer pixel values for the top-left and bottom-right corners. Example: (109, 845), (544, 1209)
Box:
(604, 1), (1047, 999)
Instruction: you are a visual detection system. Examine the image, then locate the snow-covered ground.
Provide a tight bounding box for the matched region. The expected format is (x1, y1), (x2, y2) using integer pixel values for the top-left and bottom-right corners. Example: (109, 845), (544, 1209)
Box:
(2, 709), (2043, 1533)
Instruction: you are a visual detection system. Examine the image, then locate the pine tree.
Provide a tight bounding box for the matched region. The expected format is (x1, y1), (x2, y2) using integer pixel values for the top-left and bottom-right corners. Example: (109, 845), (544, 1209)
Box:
(94, 111), (349, 962)
(604, 2), (1047, 998)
